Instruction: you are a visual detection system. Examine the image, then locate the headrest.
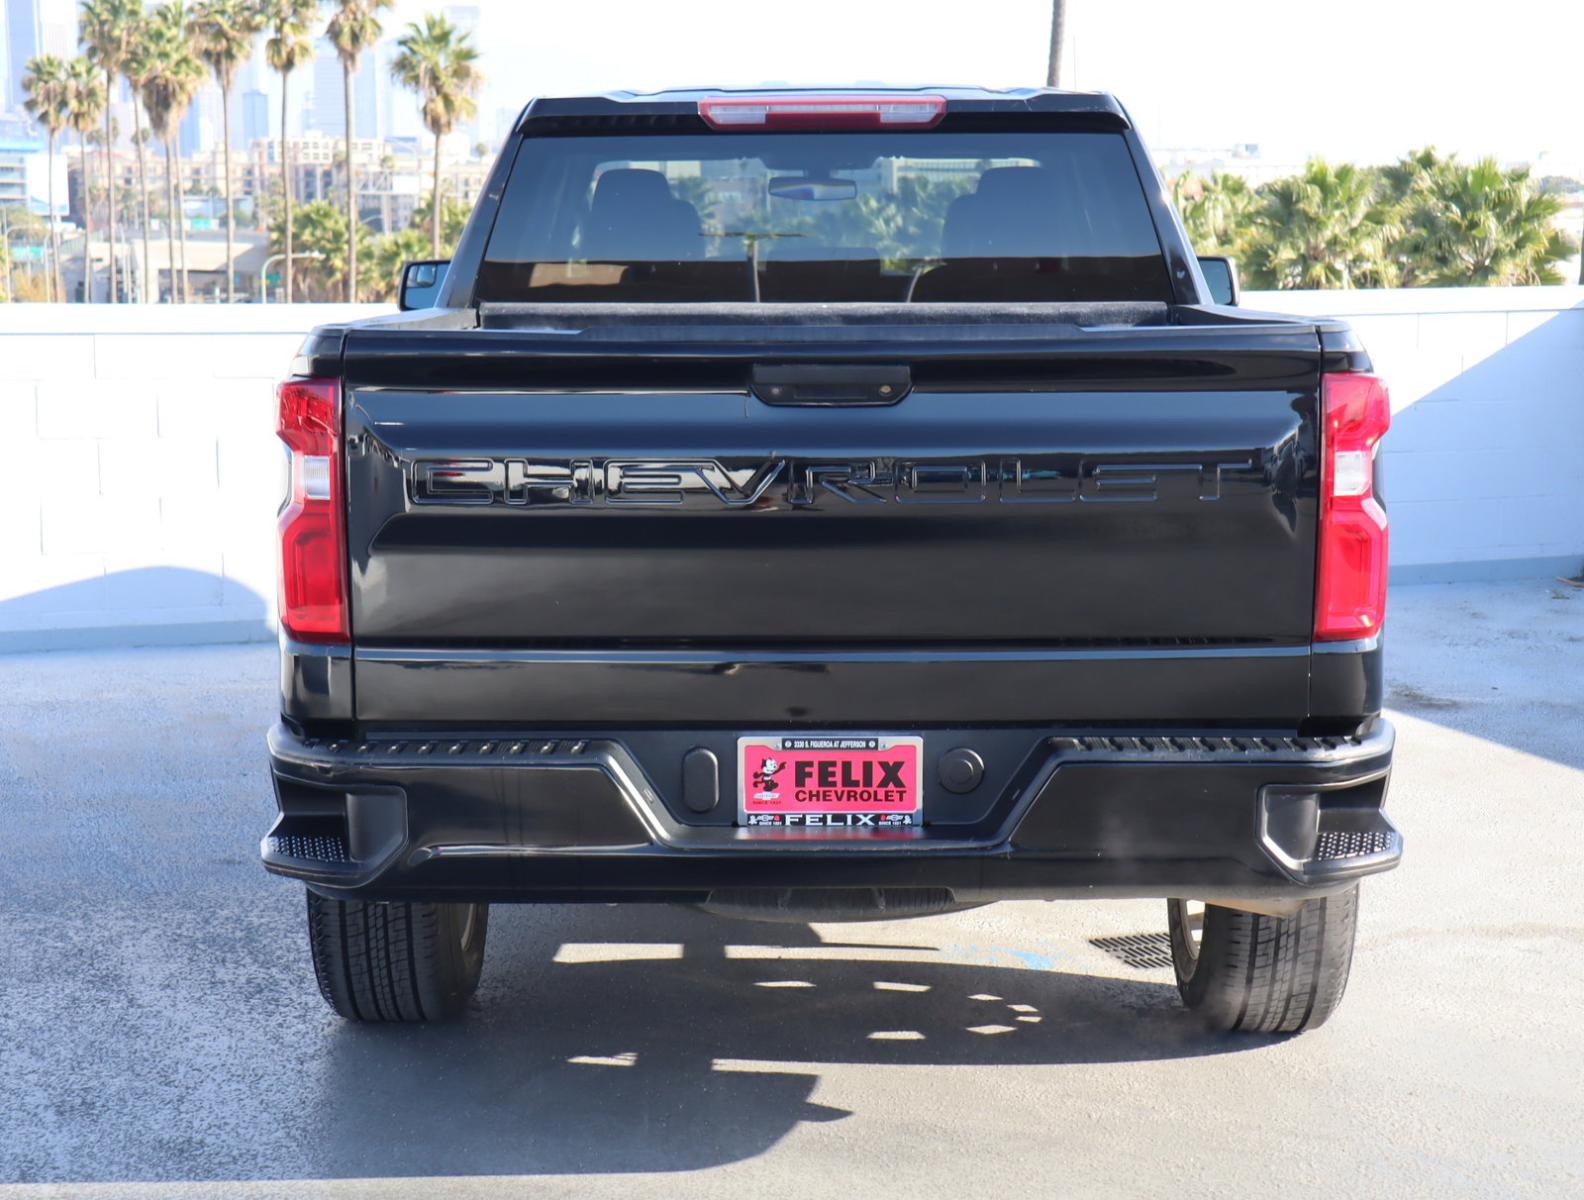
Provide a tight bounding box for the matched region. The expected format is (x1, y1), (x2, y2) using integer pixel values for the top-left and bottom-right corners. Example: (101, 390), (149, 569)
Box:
(591, 169), (677, 217)
(972, 166), (1058, 205)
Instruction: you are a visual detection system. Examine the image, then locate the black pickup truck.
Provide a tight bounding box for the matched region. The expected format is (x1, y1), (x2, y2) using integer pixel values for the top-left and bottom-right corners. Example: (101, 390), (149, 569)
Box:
(263, 87), (1400, 1033)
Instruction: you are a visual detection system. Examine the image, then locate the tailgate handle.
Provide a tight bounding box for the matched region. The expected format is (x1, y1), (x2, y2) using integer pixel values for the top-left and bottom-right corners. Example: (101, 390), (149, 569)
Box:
(751, 364), (912, 406)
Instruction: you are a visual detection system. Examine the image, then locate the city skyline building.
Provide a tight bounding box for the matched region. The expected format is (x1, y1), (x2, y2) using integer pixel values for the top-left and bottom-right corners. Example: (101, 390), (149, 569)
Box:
(179, 83), (222, 160)
(305, 37), (383, 142)
(238, 37), (264, 94)
(241, 89), (269, 148)
(306, 38), (340, 137)
(37, 0), (70, 59)
(359, 42), (387, 141)
(3, 0), (43, 116)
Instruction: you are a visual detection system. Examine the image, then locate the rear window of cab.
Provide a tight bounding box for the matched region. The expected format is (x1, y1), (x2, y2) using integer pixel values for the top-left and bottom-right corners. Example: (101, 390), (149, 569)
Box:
(477, 130), (1170, 304)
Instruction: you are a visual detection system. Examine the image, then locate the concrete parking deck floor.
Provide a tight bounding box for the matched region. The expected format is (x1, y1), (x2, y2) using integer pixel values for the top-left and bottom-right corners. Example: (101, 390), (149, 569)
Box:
(2, 580), (1581, 1199)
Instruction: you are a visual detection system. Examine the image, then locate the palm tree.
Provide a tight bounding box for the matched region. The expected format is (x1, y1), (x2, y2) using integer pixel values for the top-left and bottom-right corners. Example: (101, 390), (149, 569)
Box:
(269, 197), (370, 300)
(64, 56), (105, 301)
(79, 0), (142, 303)
(1172, 172), (1257, 260)
(163, 4), (204, 302)
(21, 56), (69, 301)
(1376, 146), (1448, 210)
(1245, 159), (1397, 290)
(190, 0), (263, 305)
(124, 40), (157, 300)
(140, 5), (204, 302)
(1045, 0), (1067, 87)
(327, 0), (393, 302)
(367, 225), (428, 301)
(392, 14), (481, 258)
(1374, 148), (1450, 287)
(156, 3), (204, 302)
(262, 0), (318, 303)
(1392, 156), (1576, 286)
(409, 190), (468, 248)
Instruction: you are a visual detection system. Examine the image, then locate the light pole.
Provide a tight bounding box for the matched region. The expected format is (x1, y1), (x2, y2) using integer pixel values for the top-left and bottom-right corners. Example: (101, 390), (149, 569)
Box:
(259, 251), (324, 303)
(1046, 0), (1067, 88)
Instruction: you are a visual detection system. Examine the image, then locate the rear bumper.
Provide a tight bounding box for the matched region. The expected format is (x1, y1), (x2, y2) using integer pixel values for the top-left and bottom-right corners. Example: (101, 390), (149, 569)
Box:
(262, 720), (1399, 904)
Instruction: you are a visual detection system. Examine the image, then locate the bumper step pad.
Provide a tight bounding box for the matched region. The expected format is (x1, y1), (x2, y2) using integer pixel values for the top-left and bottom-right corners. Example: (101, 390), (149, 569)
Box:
(1314, 827), (1396, 862)
(265, 831), (351, 863)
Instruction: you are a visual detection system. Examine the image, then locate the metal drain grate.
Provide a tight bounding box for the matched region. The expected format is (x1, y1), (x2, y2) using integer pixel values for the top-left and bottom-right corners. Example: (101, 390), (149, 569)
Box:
(266, 834), (350, 863)
(1313, 829), (1395, 861)
(1090, 932), (1174, 971)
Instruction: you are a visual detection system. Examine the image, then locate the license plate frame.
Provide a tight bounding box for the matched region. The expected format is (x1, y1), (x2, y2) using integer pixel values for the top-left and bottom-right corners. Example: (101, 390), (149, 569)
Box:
(737, 734), (924, 830)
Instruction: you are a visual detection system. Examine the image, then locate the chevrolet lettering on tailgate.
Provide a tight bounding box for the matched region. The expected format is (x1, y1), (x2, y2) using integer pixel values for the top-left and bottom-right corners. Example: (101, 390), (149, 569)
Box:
(410, 454), (1259, 509)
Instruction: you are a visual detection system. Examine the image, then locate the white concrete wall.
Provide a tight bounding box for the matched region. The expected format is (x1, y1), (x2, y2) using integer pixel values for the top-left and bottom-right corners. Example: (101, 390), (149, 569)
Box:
(1244, 287), (1584, 583)
(1, 291), (1581, 651)
(0, 306), (372, 652)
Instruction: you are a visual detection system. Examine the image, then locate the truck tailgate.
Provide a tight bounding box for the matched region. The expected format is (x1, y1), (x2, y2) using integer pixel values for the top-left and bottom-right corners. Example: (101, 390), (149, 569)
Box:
(340, 321), (1322, 725)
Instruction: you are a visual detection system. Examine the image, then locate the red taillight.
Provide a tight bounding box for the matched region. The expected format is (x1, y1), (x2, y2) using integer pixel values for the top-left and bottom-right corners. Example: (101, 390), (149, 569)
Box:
(276, 378), (348, 644)
(1316, 372), (1391, 642)
(698, 93), (946, 130)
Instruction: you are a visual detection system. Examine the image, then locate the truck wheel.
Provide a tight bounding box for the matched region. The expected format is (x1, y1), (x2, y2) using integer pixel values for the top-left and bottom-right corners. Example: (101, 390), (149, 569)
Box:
(305, 890), (488, 1022)
(1166, 887), (1358, 1034)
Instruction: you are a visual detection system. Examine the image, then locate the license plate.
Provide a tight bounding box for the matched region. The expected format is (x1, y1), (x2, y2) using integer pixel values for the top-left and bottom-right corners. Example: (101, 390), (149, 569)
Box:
(738, 734), (923, 828)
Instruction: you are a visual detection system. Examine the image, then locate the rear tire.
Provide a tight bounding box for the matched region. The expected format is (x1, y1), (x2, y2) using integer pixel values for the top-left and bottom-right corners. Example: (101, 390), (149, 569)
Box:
(1167, 886), (1358, 1034)
(305, 890), (488, 1022)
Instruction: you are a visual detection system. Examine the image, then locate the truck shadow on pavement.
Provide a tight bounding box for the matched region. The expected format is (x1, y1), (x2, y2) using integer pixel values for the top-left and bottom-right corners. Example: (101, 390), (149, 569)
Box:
(304, 902), (1268, 1179)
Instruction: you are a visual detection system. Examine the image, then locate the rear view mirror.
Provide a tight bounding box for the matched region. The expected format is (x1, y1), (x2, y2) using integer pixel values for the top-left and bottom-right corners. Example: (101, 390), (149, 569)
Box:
(1198, 256), (1240, 306)
(399, 259), (450, 311)
(768, 176), (858, 202)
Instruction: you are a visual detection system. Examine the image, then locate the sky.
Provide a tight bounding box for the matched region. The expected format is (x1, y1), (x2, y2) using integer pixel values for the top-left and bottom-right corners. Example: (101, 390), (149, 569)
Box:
(20, 0), (1584, 171)
(363, 0), (1583, 170)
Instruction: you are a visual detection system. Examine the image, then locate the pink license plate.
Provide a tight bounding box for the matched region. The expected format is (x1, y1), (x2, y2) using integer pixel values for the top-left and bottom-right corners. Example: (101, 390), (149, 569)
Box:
(738, 735), (924, 828)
